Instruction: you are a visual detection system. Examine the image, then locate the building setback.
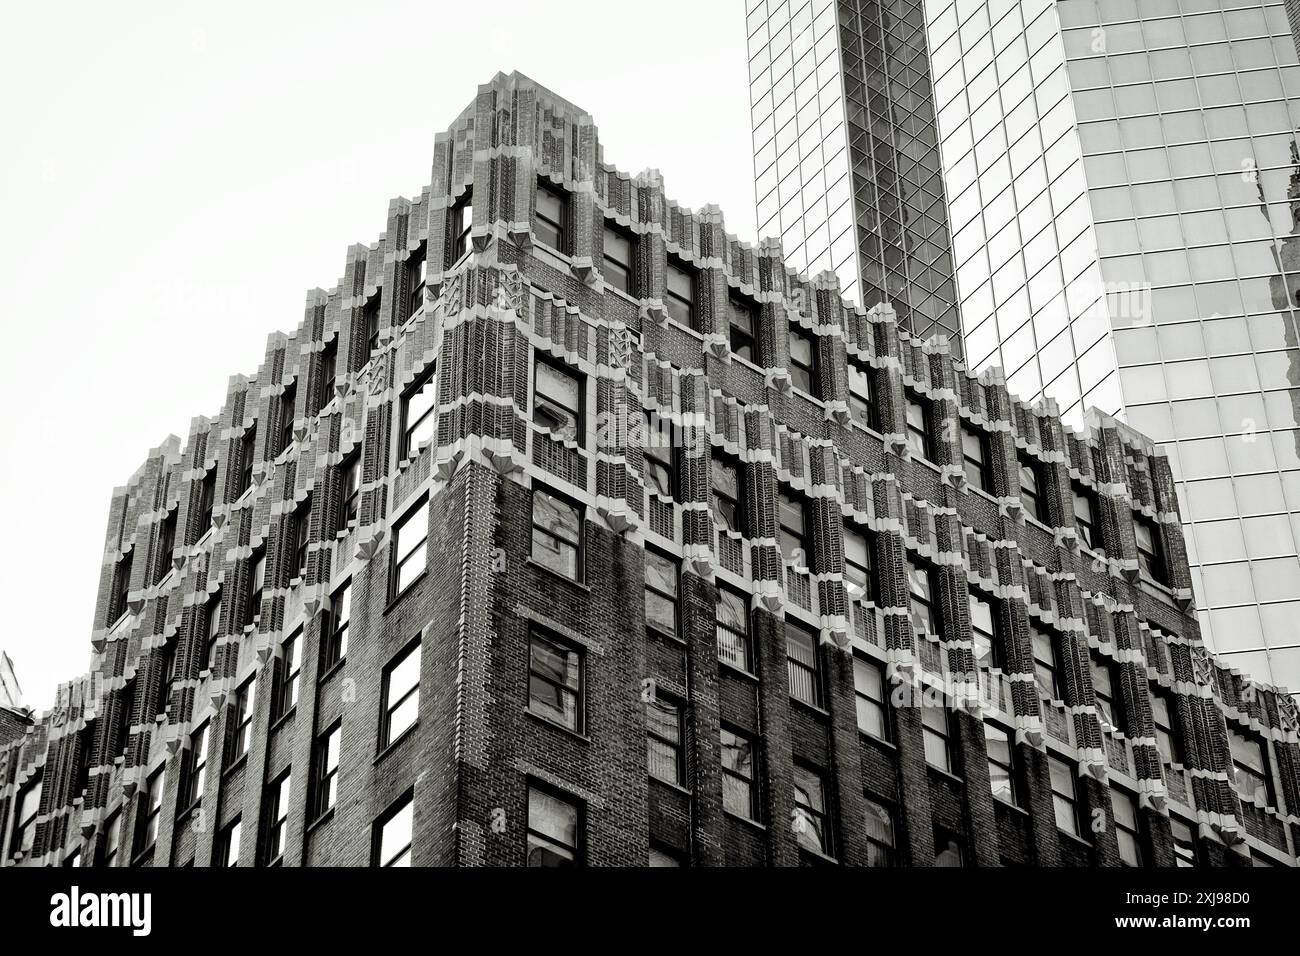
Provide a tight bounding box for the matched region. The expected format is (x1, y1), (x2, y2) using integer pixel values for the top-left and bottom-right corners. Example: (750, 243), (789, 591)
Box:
(2, 72), (1299, 869)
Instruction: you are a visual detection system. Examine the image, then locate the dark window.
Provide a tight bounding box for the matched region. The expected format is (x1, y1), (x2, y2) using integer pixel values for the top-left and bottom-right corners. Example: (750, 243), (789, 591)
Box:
(843, 525), (873, 603)
(646, 696), (684, 786)
(390, 496), (429, 599)
(905, 392), (932, 460)
(217, 819), (241, 867)
(179, 722), (209, 810)
(338, 455), (360, 531)
(272, 630), (302, 722)
(969, 593), (1000, 671)
(785, 621), (821, 707)
(643, 412), (675, 499)
(602, 225), (636, 295)
(985, 723), (1022, 807)
(1170, 817), (1198, 867)
(401, 365), (437, 458)
(373, 792), (413, 867)
(239, 427), (257, 495)
(202, 591), (222, 672)
(100, 810), (121, 867)
(853, 655), (889, 740)
(380, 639), (421, 747)
(64, 848), (81, 868)
(1019, 457), (1047, 523)
(535, 180), (569, 252)
(728, 293), (758, 360)
(11, 773), (42, 856)
(711, 457), (744, 535)
(526, 784), (581, 866)
(665, 258), (697, 329)
(1049, 756), (1081, 836)
(450, 190), (473, 262)
(1134, 515), (1167, 584)
(848, 361), (876, 428)
(1112, 788), (1143, 866)
(406, 247), (426, 318)
(934, 829), (965, 866)
(110, 550), (133, 626)
(533, 358), (583, 444)
(721, 727), (758, 820)
(1230, 729), (1272, 806)
(293, 497), (312, 579)
(648, 845), (683, 867)
(922, 704), (952, 772)
(263, 772), (291, 865)
(361, 299), (380, 359)
(531, 488), (582, 581)
(528, 627), (583, 732)
(864, 797), (896, 866)
(226, 678), (255, 765)
(961, 425), (989, 491)
(322, 580), (350, 672)
(793, 763), (832, 857)
(907, 559), (939, 639)
(199, 468), (216, 536)
(1092, 658), (1122, 733)
(247, 550), (265, 626)
(154, 511), (176, 584)
(318, 340), (337, 410)
(788, 326), (819, 394)
(644, 550), (679, 638)
(1152, 693), (1182, 766)
(1032, 625), (1060, 702)
(1074, 486), (1099, 551)
(311, 724), (341, 821)
(715, 587), (751, 671)
(279, 384), (297, 455)
(778, 491), (807, 568)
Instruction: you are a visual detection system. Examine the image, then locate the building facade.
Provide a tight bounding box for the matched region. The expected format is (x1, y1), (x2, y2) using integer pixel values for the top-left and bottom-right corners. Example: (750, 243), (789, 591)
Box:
(2, 73), (1299, 869)
(745, 0), (1300, 695)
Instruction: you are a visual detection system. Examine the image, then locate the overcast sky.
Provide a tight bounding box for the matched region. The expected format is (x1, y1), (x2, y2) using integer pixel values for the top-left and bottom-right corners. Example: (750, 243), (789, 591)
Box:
(0, 0), (757, 712)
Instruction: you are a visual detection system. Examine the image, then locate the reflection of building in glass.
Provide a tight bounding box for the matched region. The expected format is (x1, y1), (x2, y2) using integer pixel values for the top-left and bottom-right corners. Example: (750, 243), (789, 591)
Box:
(746, 0), (1300, 694)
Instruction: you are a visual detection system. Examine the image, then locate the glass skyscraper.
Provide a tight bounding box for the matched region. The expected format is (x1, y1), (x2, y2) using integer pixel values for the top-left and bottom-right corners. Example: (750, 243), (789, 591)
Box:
(745, 0), (1300, 693)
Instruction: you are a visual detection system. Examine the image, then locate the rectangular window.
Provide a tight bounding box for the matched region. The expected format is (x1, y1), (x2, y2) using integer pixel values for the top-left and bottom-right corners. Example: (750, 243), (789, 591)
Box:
(728, 293), (758, 360)
(293, 497), (312, 580)
(226, 678), (255, 765)
(907, 559), (939, 638)
(1230, 729), (1272, 805)
(985, 723), (1021, 806)
(1032, 625), (1060, 702)
(390, 496), (429, 599)
(11, 774), (41, 855)
(401, 366), (437, 458)
(777, 491), (806, 567)
(339, 455), (360, 531)
(110, 551), (133, 626)
(1049, 756), (1081, 836)
(792, 763), (832, 857)
(1152, 694), (1182, 766)
(843, 525), (873, 603)
(199, 468), (216, 535)
(848, 361), (876, 428)
(406, 247), (426, 318)
(785, 621), (821, 707)
(970, 594), (1000, 671)
(279, 384), (296, 455)
(853, 656), (889, 740)
(318, 340), (337, 410)
(1134, 515), (1168, 584)
(1092, 658), (1121, 732)
(526, 784), (581, 866)
(1112, 789), (1142, 866)
(711, 458), (744, 535)
(202, 591), (222, 672)
(217, 818), (241, 868)
(273, 630), (302, 722)
(644, 550), (679, 638)
(1170, 817), (1197, 867)
(533, 358), (583, 444)
(528, 628), (583, 732)
(180, 722), (209, 810)
(962, 426), (989, 491)
(154, 511), (176, 585)
(648, 845), (683, 867)
(450, 190), (473, 262)
(716, 587), (751, 670)
(643, 412), (675, 500)
(934, 829), (965, 866)
(311, 724), (341, 821)
(322, 580), (351, 672)
(1074, 486), (1099, 551)
(373, 793), (413, 867)
(864, 798), (896, 867)
(788, 326), (818, 395)
(905, 392), (932, 460)
(531, 488), (582, 580)
(922, 704), (952, 772)
(602, 225), (635, 295)
(1019, 458), (1047, 523)
(263, 772), (291, 865)
(247, 550), (265, 626)
(239, 427), (257, 495)
(535, 180), (568, 252)
(646, 696), (684, 786)
(721, 727), (758, 820)
(134, 769), (164, 857)
(362, 299), (380, 359)
(100, 811), (121, 867)
(665, 258), (697, 329)
(381, 640), (422, 747)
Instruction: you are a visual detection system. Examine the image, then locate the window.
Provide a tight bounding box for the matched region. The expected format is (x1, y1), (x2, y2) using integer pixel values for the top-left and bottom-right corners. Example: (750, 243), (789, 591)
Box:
(969, 594), (1000, 671)
(202, 591), (222, 672)
(528, 628), (583, 732)
(728, 293), (758, 360)
(322, 580), (350, 671)
(922, 704), (953, 772)
(792, 764), (832, 857)
(985, 723), (1022, 807)
(602, 225), (635, 295)
(381, 640), (422, 747)
(721, 727), (758, 820)
(1049, 756), (1081, 836)
(788, 326), (819, 395)
(716, 587), (751, 670)
(853, 656), (889, 740)
(1092, 659), (1122, 732)
(526, 784), (581, 866)
(646, 696), (684, 785)
(226, 678), (255, 764)
(665, 258), (697, 329)
(198, 468), (216, 535)
(272, 630), (302, 722)
(1032, 625), (1060, 702)
(934, 829), (965, 866)
(406, 247), (426, 318)
(100, 811), (121, 867)
(450, 190), (473, 262)
(263, 772), (291, 864)
(1230, 729), (1271, 805)
(785, 621), (821, 707)
(1074, 486), (1099, 550)
(1134, 515), (1167, 584)
(777, 491), (806, 567)
(961, 426), (989, 491)
(373, 793), (413, 867)
(531, 488), (582, 580)
(1170, 818), (1198, 867)
(217, 819), (241, 867)
(648, 845), (682, 867)
(154, 511), (176, 584)
(848, 361), (876, 428)
(64, 848), (81, 868)
(864, 798), (896, 866)
(134, 769), (164, 857)
(317, 340), (337, 410)
(293, 497), (312, 579)
(905, 392), (932, 459)
(279, 384), (296, 455)
(1019, 458), (1047, 523)
(1112, 789), (1142, 866)
(1152, 694), (1182, 766)
(180, 722), (209, 810)
(11, 774), (41, 855)
(361, 299), (380, 359)
(533, 358), (582, 444)
(338, 455), (360, 531)
(644, 550), (679, 638)
(401, 366), (437, 458)
(907, 559), (939, 638)
(110, 551), (132, 625)
(711, 458), (744, 535)
(535, 180), (568, 252)
(390, 496), (429, 599)
(312, 724), (341, 821)
(843, 525), (873, 602)
(643, 412), (675, 499)
(247, 550), (265, 626)
(239, 426), (257, 495)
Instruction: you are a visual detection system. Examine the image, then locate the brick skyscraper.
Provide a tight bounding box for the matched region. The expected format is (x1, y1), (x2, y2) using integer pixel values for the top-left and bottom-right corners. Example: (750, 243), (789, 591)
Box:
(2, 73), (1298, 868)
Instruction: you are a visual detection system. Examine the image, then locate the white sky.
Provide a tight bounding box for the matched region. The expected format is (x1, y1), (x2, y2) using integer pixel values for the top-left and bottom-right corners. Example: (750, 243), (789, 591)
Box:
(0, 0), (757, 712)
